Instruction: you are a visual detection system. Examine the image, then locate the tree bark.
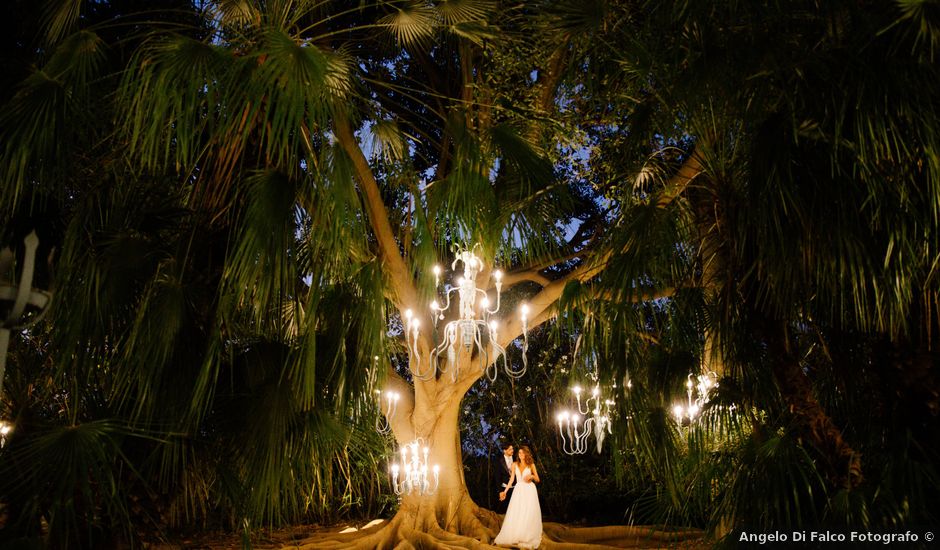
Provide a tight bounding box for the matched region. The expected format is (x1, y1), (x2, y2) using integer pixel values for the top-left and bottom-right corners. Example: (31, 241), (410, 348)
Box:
(766, 320), (863, 489)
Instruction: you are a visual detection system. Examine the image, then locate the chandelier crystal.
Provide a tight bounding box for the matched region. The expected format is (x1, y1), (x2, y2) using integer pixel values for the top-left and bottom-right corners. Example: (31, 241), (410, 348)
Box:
(407, 245), (529, 382)
(389, 438), (440, 496)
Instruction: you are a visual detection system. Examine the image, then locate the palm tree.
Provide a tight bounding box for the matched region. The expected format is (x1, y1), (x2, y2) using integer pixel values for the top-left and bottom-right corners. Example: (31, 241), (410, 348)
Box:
(4, 0), (937, 547)
(569, 0), (940, 538)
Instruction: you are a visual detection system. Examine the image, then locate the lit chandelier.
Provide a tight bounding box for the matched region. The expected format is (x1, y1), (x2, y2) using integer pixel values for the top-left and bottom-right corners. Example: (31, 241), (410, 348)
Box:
(672, 371), (718, 425)
(404, 244), (529, 382)
(0, 421), (11, 448)
(556, 384), (615, 454)
(367, 356), (400, 435)
(389, 438), (440, 496)
(374, 389), (400, 435)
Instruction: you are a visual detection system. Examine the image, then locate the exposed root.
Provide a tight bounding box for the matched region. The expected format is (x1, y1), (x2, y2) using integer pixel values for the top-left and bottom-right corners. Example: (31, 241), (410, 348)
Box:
(271, 508), (704, 549)
(542, 522), (705, 549)
(287, 516), (400, 549)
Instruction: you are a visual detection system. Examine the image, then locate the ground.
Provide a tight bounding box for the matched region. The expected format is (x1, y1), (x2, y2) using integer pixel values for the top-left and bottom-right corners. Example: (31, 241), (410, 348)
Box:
(142, 517), (706, 549)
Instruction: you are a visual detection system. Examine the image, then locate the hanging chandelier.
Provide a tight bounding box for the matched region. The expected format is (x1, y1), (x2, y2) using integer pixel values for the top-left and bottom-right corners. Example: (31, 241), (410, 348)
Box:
(556, 384), (615, 454)
(405, 244), (529, 382)
(1, 231), (53, 398)
(0, 421), (11, 448)
(389, 438), (440, 496)
(672, 371), (718, 425)
(374, 389), (400, 435)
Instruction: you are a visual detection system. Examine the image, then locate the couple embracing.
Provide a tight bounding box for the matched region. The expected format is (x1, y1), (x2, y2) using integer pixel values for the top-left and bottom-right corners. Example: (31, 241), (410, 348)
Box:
(493, 443), (542, 549)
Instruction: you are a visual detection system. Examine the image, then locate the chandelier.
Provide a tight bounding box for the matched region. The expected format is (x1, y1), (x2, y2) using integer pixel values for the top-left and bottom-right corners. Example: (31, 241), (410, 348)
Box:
(672, 371), (718, 425)
(0, 421), (10, 448)
(405, 245), (529, 382)
(556, 384), (615, 454)
(389, 438), (440, 496)
(374, 389), (400, 435)
(1, 231), (53, 396)
(367, 356), (400, 435)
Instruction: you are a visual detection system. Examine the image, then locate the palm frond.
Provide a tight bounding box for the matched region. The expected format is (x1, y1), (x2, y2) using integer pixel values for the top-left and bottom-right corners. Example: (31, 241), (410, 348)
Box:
(379, 1), (439, 48)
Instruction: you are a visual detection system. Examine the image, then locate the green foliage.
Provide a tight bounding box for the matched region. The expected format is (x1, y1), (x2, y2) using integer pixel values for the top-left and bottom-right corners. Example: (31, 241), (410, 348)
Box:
(1, 0), (939, 546)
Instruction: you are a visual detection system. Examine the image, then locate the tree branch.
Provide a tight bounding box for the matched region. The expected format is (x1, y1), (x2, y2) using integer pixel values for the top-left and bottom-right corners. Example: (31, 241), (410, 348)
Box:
(655, 148), (705, 208)
(535, 46), (567, 115)
(497, 269), (551, 288)
(497, 255), (608, 349)
(333, 115), (422, 315)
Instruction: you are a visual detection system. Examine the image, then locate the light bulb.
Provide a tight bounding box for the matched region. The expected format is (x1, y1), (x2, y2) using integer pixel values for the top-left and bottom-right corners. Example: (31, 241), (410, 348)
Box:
(457, 276), (466, 285)
(494, 269), (503, 281)
(520, 303), (529, 318)
(689, 404), (700, 417)
(481, 296), (490, 308)
(431, 300), (439, 310)
(411, 318), (420, 328)
(488, 320), (498, 331)
(572, 385), (582, 395)
(405, 309), (413, 319)
(433, 465), (440, 474)
(391, 464), (400, 474)
(592, 386), (600, 397)
(432, 265), (441, 276)
(673, 405), (684, 418)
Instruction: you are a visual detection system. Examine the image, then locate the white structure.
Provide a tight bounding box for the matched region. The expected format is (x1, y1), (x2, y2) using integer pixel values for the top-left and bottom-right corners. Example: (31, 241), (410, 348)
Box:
(672, 371), (718, 425)
(389, 438), (440, 496)
(406, 244), (529, 382)
(556, 384), (615, 454)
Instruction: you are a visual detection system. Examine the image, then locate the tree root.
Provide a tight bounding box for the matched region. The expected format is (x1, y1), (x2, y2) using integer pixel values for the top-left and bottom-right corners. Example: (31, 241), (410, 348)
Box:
(542, 522), (705, 549)
(272, 508), (704, 549)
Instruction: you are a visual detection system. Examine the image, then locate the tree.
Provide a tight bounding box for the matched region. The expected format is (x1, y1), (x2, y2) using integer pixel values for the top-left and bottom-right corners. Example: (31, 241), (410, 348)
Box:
(2, 0), (938, 547)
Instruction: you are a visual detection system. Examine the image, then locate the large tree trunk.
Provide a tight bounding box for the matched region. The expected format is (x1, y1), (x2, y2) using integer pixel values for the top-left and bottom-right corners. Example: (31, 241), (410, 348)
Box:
(394, 384), (498, 541)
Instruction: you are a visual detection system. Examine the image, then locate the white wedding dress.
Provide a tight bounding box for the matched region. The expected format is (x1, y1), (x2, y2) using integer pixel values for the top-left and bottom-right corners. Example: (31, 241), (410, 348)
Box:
(494, 465), (542, 549)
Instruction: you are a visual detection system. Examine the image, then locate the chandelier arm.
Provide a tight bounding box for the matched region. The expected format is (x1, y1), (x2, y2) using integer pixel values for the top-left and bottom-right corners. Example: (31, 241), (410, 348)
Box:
(474, 287), (500, 316)
(430, 324), (456, 376)
(434, 287), (458, 322)
(381, 366), (417, 442)
(576, 394), (589, 415)
(578, 418), (593, 453)
(472, 323), (486, 378)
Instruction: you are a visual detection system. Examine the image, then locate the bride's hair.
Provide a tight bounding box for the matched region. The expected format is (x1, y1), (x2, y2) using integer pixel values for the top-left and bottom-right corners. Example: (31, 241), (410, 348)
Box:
(517, 445), (534, 466)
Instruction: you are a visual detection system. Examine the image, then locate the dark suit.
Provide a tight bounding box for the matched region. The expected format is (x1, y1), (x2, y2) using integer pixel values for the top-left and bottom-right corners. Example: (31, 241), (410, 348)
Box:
(495, 453), (514, 514)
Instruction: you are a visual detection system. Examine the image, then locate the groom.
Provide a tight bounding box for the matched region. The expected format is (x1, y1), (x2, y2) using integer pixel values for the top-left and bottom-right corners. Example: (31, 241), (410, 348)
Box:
(495, 442), (514, 513)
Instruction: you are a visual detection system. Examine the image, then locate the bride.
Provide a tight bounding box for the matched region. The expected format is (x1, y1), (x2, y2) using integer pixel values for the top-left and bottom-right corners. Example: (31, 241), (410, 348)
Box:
(494, 445), (542, 548)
